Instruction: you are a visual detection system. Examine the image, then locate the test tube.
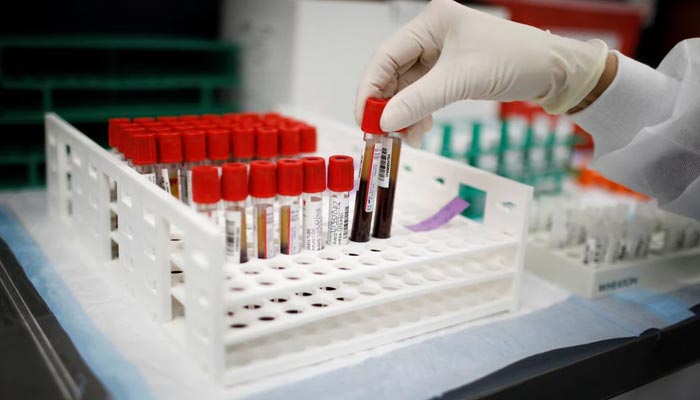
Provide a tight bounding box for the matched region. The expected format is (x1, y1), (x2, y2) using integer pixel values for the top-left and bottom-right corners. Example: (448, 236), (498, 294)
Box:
(133, 116), (155, 124)
(249, 161), (277, 259)
(221, 163), (249, 263)
(206, 128), (230, 168)
(156, 131), (183, 200)
(231, 125), (255, 163)
(327, 155), (354, 246)
(131, 133), (158, 185)
(301, 157), (326, 251)
(179, 114), (200, 123)
(156, 116), (179, 123)
(373, 127), (404, 239)
(279, 125), (301, 158)
(191, 166), (221, 225)
(350, 97), (386, 242)
(108, 117), (130, 160)
(299, 124), (318, 157)
(121, 125), (146, 166)
(277, 159), (303, 255)
(256, 126), (279, 162)
(181, 130), (207, 205)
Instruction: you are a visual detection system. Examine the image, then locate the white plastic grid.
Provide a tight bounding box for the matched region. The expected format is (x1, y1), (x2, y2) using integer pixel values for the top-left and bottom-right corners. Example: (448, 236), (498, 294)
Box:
(45, 107), (532, 385)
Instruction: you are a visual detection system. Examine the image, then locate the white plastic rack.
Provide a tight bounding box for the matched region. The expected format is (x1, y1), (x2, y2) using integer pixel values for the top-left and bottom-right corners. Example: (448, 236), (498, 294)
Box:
(44, 107), (532, 385)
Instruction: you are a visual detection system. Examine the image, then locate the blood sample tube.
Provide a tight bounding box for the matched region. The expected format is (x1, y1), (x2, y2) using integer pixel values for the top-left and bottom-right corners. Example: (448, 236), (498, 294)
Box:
(299, 124), (317, 157)
(156, 131), (183, 199)
(179, 114), (200, 123)
(249, 161), (277, 259)
(181, 130), (207, 205)
(108, 117), (130, 160)
(350, 97), (386, 242)
(191, 166), (221, 225)
(131, 133), (158, 185)
(302, 157), (326, 251)
(231, 125), (255, 163)
(201, 113), (221, 122)
(277, 159), (303, 255)
(327, 155), (354, 246)
(222, 163), (249, 263)
(206, 128), (230, 167)
(256, 126), (278, 161)
(373, 127), (404, 239)
(156, 116), (178, 123)
(279, 125), (301, 158)
(121, 125), (146, 166)
(133, 116), (155, 124)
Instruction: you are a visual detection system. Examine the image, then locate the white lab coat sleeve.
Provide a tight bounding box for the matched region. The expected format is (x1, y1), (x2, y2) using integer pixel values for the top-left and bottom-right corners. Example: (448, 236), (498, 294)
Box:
(571, 39), (700, 220)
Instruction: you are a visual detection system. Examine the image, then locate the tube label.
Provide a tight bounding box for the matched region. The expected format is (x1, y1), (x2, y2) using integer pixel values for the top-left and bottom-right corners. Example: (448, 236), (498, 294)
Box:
(225, 211), (242, 262)
(187, 170), (193, 205)
(303, 198), (324, 251)
(160, 168), (171, 194)
(365, 143), (382, 212)
(378, 136), (393, 188)
(288, 204), (301, 254)
(265, 206), (275, 258)
(144, 172), (157, 185)
(328, 194), (350, 246)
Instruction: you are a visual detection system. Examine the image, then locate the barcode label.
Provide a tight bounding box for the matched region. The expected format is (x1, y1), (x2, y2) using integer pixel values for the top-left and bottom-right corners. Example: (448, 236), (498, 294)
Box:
(160, 168), (171, 194)
(288, 204), (300, 254)
(186, 170), (193, 205)
(303, 199), (324, 251)
(144, 172), (157, 185)
(328, 194), (350, 246)
(225, 211), (242, 262)
(365, 143), (382, 212)
(378, 136), (393, 188)
(265, 206), (275, 258)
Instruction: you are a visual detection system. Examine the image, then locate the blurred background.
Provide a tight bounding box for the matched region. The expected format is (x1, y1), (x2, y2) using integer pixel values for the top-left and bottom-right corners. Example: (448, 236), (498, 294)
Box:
(0, 0), (698, 191)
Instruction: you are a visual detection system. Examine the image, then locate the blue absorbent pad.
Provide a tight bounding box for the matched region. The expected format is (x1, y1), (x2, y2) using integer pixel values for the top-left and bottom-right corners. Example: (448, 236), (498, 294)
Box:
(0, 206), (154, 400)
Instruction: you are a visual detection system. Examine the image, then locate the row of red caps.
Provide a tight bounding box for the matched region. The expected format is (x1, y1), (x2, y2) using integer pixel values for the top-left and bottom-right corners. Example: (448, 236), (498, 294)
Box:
(107, 112), (318, 166)
(192, 156), (355, 203)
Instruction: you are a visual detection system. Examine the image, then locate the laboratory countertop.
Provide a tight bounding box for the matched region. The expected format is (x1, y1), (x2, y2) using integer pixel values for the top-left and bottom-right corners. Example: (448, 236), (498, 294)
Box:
(1, 189), (699, 400)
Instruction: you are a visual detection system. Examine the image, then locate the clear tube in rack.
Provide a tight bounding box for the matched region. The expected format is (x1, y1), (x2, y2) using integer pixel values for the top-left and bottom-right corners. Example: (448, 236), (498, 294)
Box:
(206, 128), (230, 168)
(327, 155), (354, 246)
(108, 117), (130, 161)
(231, 125), (255, 163)
(350, 97), (386, 243)
(131, 133), (158, 185)
(221, 163), (249, 263)
(191, 166), (221, 225)
(301, 156), (326, 251)
(256, 126), (279, 162)
(156, 131), (183, 200)
(181, 130), (207, 205)
(277, 159), (303, 255)
(249, 161), (277, 259)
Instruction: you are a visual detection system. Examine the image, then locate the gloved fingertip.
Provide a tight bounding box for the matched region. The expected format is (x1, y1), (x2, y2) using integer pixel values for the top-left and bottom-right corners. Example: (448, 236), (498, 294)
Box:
(379, 102), (409, 133)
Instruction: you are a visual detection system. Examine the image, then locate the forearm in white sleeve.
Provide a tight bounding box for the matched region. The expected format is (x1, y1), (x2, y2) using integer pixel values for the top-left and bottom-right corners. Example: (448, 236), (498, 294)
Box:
(571, 39), (700, 220)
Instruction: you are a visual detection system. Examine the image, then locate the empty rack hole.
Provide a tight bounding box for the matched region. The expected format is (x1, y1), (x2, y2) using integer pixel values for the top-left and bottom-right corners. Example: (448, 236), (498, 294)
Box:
(258, 316), (276, 322)
(311, 302), (328, 308)
(243, 303), (262, 310)
(293, 256), (316, 265)
(270, 297), (288, 303)
(318, 250), (342, 261)
(357, 284), (380, 296)
(285, 308), (303, 314)
(242, 266), (262, 275)
(268, 260), (289, 270)
(310, 266), (331, 275)
(230, 323), (248, 329)
(320, 285), (337, 291)
(295, 291), (314, 297)
(359, 257), (381, 266)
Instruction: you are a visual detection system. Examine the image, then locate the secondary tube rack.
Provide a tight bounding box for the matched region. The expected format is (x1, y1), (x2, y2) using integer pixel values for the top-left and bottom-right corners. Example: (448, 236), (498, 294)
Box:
(45, 107), (532, 385)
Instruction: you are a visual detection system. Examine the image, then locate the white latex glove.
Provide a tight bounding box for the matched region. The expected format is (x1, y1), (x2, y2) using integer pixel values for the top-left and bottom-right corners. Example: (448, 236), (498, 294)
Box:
(355, 0), (608, 146)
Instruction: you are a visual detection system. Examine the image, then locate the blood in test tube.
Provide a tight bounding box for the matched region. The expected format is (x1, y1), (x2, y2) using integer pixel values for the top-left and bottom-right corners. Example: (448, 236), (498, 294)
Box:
(221, 163), (249, 263)
(327, 155), (354, 246)
(181, 130), (207, 205)
(277, 159), (303, 255)
(131, 133), (158, 185)
(299, 124), (317, 156)
(108, 117), (130, 160)
(373, 126), (405, 239)
(121, 125), (146, 166)
(249, 161), (277, 259)
(350, 97), (386, 242)
(191, 166), (221, 225)
(279, 125), (301, 158)
(231, 125), (255, 163)
(206, 128), (230, 168)
(156, 131), (183, 199)
(301, 156), (326, 251)
(256, 126), (279, 161)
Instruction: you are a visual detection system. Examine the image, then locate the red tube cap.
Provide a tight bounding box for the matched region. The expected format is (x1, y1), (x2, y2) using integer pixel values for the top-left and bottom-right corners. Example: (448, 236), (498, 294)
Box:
(108, 118), (130, 148)
(328, 155), (354, 192)
(299, 124), (317, 153)
(231, 126), (255, 159)
(279, 125), (300, 157)
(157, 131), (183, 164)
(121, 126), (146, 159)
(249, 161), (276, 198)
(148, 126), (172, 135)
(221, 163), (248, 201)
(207, 129), (230, 161)
(169, 123), (195, 132)
(157, 116), (178, 123)
(256, 126), (278, 159)
(361, 97), (389, 135)
(132, 133), (157, 166)
(277, 158), (303, 196)
(133, 117), (155, 124)
(191, 166), (220, 204)
(201, 113), (221, 121)
(302, 156), (326, 193)
(183, 130), (206, 162)
(179, 115), (200, 122)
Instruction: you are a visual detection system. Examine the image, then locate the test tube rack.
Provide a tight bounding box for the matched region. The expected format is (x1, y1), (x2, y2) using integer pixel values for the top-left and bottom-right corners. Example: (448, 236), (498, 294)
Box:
(44, 108), (532, 385)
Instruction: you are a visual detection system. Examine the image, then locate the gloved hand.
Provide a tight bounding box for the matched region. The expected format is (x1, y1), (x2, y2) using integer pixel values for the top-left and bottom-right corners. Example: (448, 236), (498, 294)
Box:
(355, 0), (609, 146)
